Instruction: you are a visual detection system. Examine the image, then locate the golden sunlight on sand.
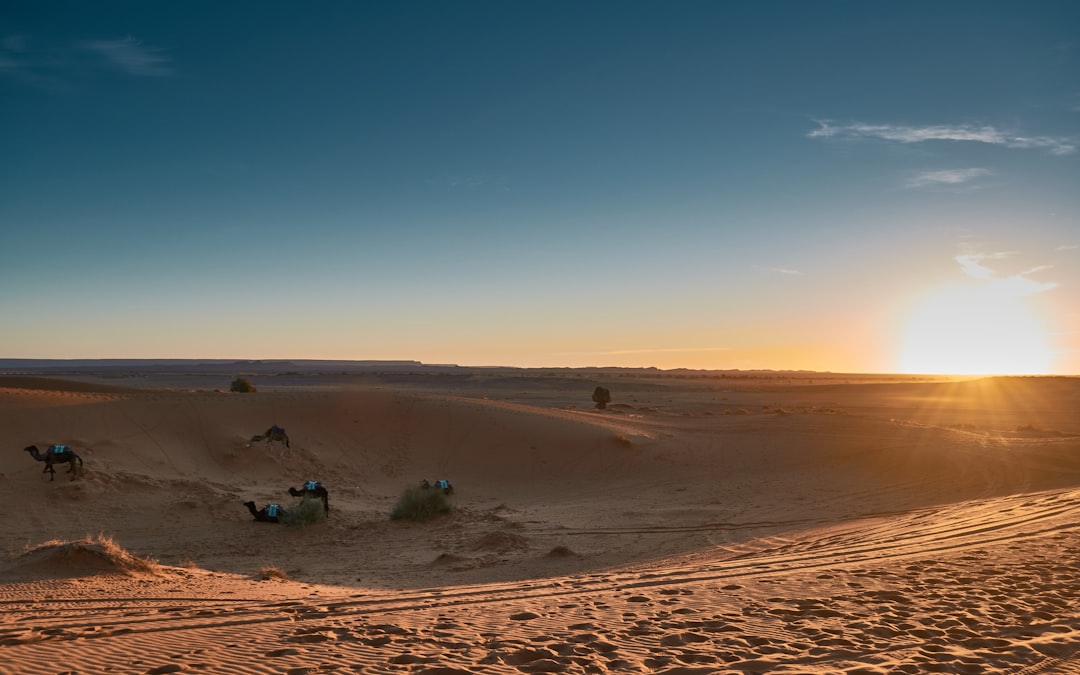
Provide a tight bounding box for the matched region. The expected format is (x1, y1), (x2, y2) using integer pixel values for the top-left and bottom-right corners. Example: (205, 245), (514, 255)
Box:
(1, 370), (1078, 674)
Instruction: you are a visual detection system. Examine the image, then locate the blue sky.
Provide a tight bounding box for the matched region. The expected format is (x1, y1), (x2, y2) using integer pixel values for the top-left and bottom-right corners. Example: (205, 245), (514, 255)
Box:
(2, 1), (1078, 373)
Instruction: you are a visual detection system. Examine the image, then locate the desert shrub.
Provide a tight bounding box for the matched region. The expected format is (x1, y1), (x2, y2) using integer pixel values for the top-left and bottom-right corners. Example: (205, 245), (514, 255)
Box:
(230, 377), (256, 393)
(20, 533), (160, 576)
(391, 485), (452, 522)
(546, 545), (577, 558)
(89, 533), (160, 573)
(281, 498), (325, 526)
(592, 386), (612, 409)
(257, 565), (289, 580)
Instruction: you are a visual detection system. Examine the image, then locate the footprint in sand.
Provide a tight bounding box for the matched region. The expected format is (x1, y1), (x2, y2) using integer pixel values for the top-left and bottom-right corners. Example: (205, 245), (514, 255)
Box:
(286, 625), (338, 644)
(389, 654), (432, 665)
(265, 648), (303, 657)
(502, 647), (559, 665)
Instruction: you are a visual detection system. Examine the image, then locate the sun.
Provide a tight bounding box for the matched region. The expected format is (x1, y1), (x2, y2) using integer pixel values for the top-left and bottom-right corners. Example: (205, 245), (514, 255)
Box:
(897, 282), (1052, 375)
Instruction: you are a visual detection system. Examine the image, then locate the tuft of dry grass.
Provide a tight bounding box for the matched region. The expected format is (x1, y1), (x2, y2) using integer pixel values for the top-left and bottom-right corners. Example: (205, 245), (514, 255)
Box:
(257, 565), (289, 580)
(20, 533), (160, 576)
(391, 485), (452, 521)
(281, 497), (326, 526)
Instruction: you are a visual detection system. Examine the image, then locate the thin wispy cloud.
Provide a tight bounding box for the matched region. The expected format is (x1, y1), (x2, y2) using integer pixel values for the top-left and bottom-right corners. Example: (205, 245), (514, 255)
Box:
(1, 34), (172, 88)
(758, 266), (804, 276)
(906, 168), (990, 189)
(1055, 244), (1078, 252)
(956, 253), (1057, 298)
(0, 34), (70, 90)
(2, 35), (28, 52)
(426, 173), (508, 190)
(0, 53), (20, 74)
(810, 121), (1076, 156)
(83, 36), (172, 76)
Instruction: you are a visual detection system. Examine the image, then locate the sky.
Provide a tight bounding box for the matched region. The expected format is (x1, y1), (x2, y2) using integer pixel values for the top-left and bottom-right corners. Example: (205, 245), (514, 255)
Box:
(2, 1), (1078, 374)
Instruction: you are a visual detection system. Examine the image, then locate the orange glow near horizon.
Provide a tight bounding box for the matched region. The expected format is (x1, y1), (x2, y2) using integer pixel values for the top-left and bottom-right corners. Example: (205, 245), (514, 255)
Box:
(897, 282), (1053, 375)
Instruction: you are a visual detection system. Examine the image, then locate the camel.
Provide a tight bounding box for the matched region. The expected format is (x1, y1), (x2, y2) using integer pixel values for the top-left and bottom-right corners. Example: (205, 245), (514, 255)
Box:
(24, 444), (83, 481)
(248, 425), (290, 452)
(288, 480), (329, 516)
(420, 478), (454, 495)
(244, 501), (286, 523)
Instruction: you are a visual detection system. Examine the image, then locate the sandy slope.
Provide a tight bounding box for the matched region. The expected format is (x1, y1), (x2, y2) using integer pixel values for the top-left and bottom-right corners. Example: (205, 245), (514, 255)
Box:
(1, 374), (1078, 673)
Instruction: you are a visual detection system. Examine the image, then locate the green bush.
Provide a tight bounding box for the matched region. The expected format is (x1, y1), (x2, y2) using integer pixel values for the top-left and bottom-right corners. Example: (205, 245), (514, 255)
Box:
(281, 497), (325, 526)
(391, 485), (452, 522)
(230, 377), (256, 393)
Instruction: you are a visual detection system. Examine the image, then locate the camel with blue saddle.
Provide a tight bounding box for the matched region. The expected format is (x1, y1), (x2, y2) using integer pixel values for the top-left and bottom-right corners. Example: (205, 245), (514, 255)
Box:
(244, 501), (286, 523)
(420, 478), (454, 495)
(248, 425), (290, 452)
(288, 480), (329, 516)
(24, 444), (83, 481)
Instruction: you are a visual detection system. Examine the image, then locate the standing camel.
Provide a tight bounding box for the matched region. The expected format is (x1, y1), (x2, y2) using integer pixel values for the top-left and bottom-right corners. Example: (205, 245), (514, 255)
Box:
(248, 425), (290, 452)
(24, 445), (83, 481)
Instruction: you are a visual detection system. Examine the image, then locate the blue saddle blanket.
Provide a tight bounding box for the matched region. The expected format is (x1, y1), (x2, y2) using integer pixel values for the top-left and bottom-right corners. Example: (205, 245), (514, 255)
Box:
(304, 481), (322, 491)
(48, 445), (71, 455)
(266, 504), (281, 518)
(435, 479), (450, 489)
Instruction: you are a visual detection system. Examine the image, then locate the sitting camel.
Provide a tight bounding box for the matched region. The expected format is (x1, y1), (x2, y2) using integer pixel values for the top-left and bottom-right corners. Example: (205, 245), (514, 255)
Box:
(420, 478), (454, 495)
(244, 501), (286, 523)
(288, 480), (329, 516)
(24, 444), (83, 481)
(248, 425), (290, 452)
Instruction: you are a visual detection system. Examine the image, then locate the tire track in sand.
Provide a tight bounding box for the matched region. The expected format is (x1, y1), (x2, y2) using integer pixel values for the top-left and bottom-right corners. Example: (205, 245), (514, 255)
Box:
(1, 487), (1077, 675)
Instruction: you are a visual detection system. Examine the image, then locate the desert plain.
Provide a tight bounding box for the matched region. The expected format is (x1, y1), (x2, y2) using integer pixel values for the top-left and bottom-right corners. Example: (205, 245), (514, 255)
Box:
(1, 365), (1078, 675)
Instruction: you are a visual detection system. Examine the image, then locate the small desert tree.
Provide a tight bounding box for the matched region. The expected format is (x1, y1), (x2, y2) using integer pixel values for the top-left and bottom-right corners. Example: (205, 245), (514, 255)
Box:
(230, 377), (256, 393)
(592, 385), (612, 410)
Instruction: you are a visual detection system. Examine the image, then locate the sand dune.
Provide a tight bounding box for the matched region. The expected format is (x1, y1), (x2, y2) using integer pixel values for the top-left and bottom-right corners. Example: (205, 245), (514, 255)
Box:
(1, 374), (1079, 673)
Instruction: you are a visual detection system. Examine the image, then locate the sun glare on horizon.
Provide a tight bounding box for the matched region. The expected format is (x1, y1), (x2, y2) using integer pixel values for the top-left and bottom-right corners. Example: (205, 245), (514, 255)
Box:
(897, 282), (1053, 375)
